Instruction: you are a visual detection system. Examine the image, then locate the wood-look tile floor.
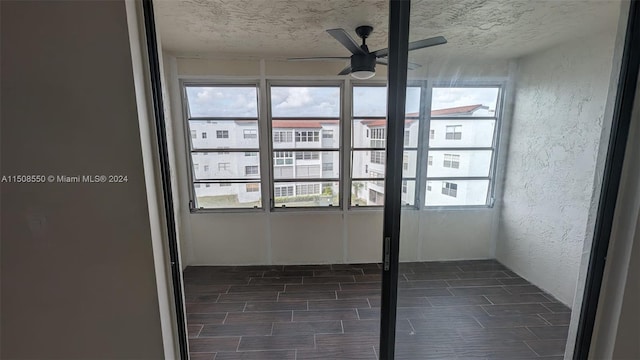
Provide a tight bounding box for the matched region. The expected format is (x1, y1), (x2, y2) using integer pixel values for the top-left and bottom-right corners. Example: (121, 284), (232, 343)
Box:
(184, 260), (571, 360)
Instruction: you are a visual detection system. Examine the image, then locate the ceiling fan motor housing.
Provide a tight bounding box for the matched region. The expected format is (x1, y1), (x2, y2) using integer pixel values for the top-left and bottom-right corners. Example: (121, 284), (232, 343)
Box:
(351, 53), (377, 73)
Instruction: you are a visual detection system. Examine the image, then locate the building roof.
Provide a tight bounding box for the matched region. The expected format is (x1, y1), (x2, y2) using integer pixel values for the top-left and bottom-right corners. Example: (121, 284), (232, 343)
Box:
(272, 120), (338, 129)
(431, 104), (488, 116)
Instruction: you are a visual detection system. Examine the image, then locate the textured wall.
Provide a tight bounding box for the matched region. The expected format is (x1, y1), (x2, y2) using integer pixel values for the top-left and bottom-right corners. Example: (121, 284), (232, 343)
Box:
(496, 31), (617, 305)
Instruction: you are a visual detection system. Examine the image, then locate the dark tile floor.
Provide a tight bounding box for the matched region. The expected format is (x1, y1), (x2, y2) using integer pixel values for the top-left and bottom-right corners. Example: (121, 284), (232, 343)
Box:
(184, 260), (571, 359)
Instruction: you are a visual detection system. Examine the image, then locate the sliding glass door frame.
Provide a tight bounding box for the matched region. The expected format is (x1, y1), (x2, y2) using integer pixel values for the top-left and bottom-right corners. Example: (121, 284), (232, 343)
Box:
(138, 0), (640, 358)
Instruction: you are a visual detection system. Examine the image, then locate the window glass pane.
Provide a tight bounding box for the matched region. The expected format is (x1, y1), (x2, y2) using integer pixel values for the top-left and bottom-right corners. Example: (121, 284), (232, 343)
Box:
(401, 150), (418, 178)
(189, 120), (259, 150)
(274, 181), (339, 207)
(352, 150), (385, 178)
(427, 150), (493, 177)
(270, 86), (340, 118)
(428, 119), (495, 148)
(273, 151), (339, 180)
(186, 86), (258, 118)
(350, 179), (416, 207)
(431, 87), (499, 117)
(425, 179), (489, 206)
(353, 86), (421, 117)
(351, 119), (419, 148)
(191, 152), (260, 180)
(272, 120), (339, 149)
(194, 182), (261, 209)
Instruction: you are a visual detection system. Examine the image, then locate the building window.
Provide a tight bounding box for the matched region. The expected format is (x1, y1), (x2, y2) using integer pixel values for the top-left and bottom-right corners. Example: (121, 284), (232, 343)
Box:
(243, 129), (257, 139)
(269, 85), (341, 208)
(427, 181), (432, 191)
(402, 180), (408, 194)
(246, 183), (259, 192)
(442, 182), (458, 197)
(273, 130), (293, 143)
(404, 130), (410, 147)
(274, 185), (294, 197)
(371, 151), (385, 165)
(274, 151), (294, 165)
(428, 156), (433, 166)
(295, 130), (320, 142)
(443, 154), (460, 169)
(403, 153), (409, 171)
(184, 84), (262, 209)
(430, 129), (435, 139)
(245, 166), (259, 175)
(295, 152), (319, 160)
(445, 125), (462, 140)
(296, 183), (321, 195)
(370, 128), (385, 148)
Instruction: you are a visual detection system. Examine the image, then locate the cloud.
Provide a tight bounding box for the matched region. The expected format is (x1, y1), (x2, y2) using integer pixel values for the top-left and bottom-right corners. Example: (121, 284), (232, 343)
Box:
(271, 87), (340, 117)
(431, 87), (499, 111)
(187, 86), (258, 118)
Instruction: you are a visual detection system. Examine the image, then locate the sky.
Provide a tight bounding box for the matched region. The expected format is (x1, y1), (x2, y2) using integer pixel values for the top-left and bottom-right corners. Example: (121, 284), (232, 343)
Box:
(187, 85), (498, 118)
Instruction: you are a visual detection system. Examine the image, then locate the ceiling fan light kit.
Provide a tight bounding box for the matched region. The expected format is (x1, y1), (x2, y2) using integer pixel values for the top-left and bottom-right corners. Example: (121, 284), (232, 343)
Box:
(287, 25), (447, 78)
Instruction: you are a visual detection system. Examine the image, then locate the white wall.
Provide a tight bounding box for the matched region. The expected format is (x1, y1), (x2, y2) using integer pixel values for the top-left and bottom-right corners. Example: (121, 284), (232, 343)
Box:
(496, 30), (619, 306)
(0, 0), (167, 358)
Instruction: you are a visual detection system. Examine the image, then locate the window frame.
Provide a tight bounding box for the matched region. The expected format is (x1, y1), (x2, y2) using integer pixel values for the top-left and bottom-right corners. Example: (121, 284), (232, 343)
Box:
(181, 81), (263, 212)
(267, 81), (343, 210)
(422, 82), (505, 209)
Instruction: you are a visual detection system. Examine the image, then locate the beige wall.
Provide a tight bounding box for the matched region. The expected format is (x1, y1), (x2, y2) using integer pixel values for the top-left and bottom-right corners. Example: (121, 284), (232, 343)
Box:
(1, 1), (165, 358)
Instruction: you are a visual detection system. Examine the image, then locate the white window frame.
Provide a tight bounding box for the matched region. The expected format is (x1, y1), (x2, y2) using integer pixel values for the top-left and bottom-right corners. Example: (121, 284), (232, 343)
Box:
(182, 82), (262, 211)
(243, 129), (258, 139)
(267, 82), (342, 210)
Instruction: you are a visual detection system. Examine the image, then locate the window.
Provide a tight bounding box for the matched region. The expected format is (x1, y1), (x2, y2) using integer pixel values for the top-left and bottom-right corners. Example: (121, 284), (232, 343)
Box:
(445, 125), (462, 140)
(430, 129), (435, 139)
(426, 87), (500, 206)
(245, 166), (259, 175)
(243, 129), (257, 139)
(184, 85), (261, 209)
(295, 152), (319, 160)
(351, 85), (421, 206)
(246, 183), (259, 192)
(273, 130), (293, 143)
(274, 185), (294, 197)
(274, 151), (293, 165)
(371, 151), (385, 165)
(296, 183), (321, 195)
(442, 182), (458, 197)
(402, 180), (408, 194)
(270, 85), (340, 208)
(443, 154), (460, 169)
(295, 130), (320, 142)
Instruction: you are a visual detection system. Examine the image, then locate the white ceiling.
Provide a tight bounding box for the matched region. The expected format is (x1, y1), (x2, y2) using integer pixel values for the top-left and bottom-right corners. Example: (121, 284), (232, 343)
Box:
(155, 0), (621, 61)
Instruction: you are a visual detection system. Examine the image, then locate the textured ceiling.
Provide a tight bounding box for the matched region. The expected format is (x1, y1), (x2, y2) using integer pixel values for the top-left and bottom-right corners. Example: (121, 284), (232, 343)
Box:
(155, 0), (621, 60)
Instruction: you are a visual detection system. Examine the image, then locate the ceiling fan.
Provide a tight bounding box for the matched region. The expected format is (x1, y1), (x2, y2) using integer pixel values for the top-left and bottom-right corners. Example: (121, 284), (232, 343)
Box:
(288, 26), (447, 79)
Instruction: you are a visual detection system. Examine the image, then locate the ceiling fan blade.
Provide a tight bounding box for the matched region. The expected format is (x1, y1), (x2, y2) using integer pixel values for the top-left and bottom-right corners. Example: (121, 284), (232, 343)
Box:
(338, 65), (352, 76)
(376, 59), (421, 70)
(373, 36), (447, 57)
(287, 57), (350, 62)
(327, 29), (366, 55)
